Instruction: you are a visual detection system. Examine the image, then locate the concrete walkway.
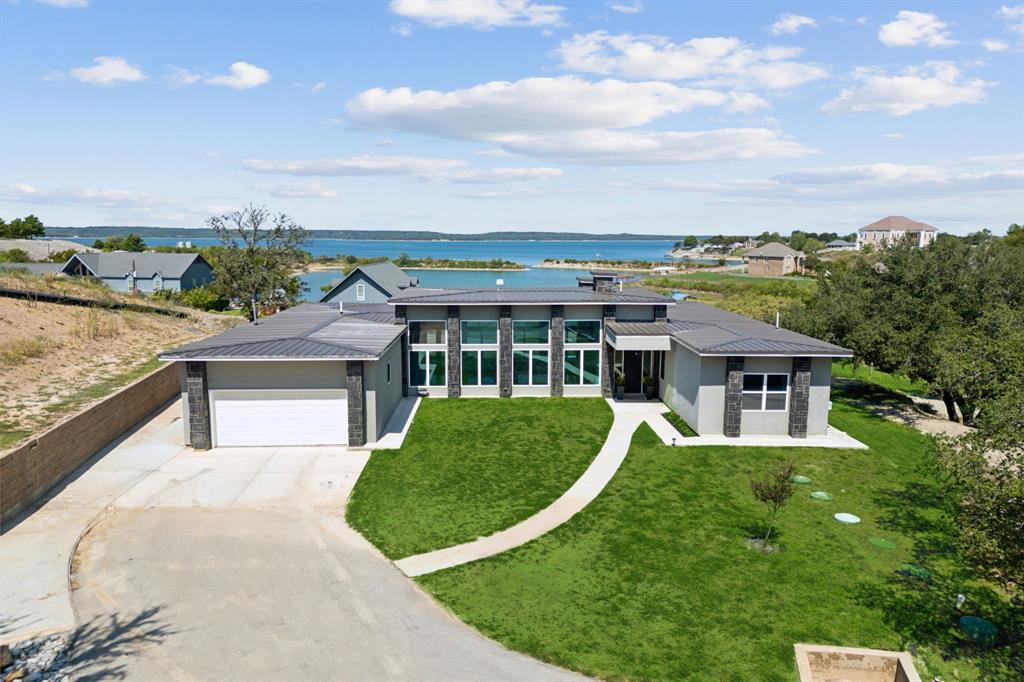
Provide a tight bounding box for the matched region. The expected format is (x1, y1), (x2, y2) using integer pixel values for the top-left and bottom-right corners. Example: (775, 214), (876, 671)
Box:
(643, 410), (869, 449)
(396, 399), (662, 577)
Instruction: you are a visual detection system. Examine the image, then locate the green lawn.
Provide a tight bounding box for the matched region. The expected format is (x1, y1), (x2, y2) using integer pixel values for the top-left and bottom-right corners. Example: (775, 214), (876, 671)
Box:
(418, 395), (1016, 681)
(833, 360), (933, 398)
(346, 397), (613, 559)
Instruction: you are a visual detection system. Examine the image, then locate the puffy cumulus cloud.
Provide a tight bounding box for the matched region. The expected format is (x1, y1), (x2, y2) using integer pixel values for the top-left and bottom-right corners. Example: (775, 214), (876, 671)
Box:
(996, 5), (1024, 34)
(770, 14), (817, 35)
(644, 162), (1022, 201)
(348, 76), (732, 137)
(205, 62), (271, 89)
(554, 32), (827, 90)
(241, 155), (563, 184)
(389, 0), (564, 29)
(254, 181), (338, 198)
(66, 56), (145, 84)
(982, 38), (1010, 51)
(878, 10), (957, 47)
(821, 62), (993, 116)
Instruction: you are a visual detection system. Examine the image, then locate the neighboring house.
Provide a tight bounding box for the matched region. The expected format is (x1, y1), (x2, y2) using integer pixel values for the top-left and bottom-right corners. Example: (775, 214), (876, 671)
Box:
(744, 242), (806, 276)
(320, 261), (418, 304)
(822, 239), (858, 252)
(576, 271), (634, 291)
(160, 286), (850, 449)
(857, 216), (937, 249)
(61, 252), (214, 293)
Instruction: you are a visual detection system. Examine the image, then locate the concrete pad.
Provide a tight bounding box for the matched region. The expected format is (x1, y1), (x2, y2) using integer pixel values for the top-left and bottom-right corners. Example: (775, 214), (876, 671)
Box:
(157, 452), (273, 474)
(112, 471), (256, 508)
(666, 425), (869, 449)
(368, 396), (420, 450)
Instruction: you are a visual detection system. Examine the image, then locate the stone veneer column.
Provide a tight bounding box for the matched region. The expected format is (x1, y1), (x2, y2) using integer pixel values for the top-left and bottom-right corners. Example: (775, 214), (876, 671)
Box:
(601, 304), (616, 398)
(446, 305), (461, 398)
(550, 305), (564, 397)
(724, 356), (745, 438)
(788, 357), (812, 438)
(185, 361), (212, 450)
(498, 305), (513, 397)
(394, 305), (408, 397)
(346, 361), (367, 447)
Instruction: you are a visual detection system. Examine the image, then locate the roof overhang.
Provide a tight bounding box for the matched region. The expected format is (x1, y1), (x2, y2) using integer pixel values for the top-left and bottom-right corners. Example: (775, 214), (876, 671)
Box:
(605, 327), (672, 351)
(669, 336), (853, 358)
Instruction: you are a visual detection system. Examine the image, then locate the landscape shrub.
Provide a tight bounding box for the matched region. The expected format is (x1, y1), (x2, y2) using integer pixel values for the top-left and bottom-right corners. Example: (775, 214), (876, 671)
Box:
(179, 285), (229, 311)
(0, 248), (30, 262)
(0, 336), (57, 364)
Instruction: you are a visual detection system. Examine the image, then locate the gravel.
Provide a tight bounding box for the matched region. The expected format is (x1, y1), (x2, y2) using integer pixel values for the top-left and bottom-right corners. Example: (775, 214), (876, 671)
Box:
(2, 634), (71, 682)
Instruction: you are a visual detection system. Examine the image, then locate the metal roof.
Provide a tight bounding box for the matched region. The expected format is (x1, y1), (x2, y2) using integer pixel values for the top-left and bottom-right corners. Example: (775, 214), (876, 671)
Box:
(389, 286), (673, 305)
(159, 302), (403, 361)
(608, 302), (852, 357)
(64, 252), (209, 279)
(319, 261), (418, 302)
(744, 242), (805, 259)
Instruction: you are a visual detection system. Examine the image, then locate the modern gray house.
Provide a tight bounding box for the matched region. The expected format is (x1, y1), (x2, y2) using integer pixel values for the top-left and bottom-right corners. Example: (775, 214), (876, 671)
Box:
(160, 285), (851, 449)
(61, 252), (214, 293)
(320, 261), (418, 304)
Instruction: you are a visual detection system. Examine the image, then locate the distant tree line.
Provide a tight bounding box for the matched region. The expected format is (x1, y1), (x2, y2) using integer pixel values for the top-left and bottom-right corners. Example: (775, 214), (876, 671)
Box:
(0, 215), (45, 239)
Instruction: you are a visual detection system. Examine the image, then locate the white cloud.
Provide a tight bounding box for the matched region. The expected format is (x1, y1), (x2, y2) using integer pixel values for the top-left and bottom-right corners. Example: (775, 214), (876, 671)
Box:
(475, 148), (514, 157)
(3, 183), (187, 209)
(608, 0), (643, 14)
(254, 181), (338, 198)
(878, 11), (957, 47)
(771, 14), (817, 35)
(166, 66), (201, 86)
(205, 62), (271, 89)
(554, 32), (827, 90)
(67, 56), (145, 85)
(348, 76), (732, 137)
(241, 155), (563, 183)
(36, 0), (89, 7)
(645, 162), (1022, 201)
(982, 38), (1010, 52)
(392, 23), (414, 37)
(996, 5), (1024, 35)
(959, 153), (1024, 166)
(389, 0), (564, 29)
(822, 62), (993, 116)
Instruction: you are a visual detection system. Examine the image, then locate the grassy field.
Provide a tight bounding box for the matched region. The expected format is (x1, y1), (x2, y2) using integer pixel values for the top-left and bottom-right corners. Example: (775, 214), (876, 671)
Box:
(346, 397), (613, 559)
(641, 270), (816, 323)
(833, 360), (932, 397)
(417, 394), (1016, 681)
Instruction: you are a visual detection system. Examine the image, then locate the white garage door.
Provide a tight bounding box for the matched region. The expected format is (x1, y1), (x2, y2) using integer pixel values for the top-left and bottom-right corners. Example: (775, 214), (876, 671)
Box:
(211, 390), (348, 447)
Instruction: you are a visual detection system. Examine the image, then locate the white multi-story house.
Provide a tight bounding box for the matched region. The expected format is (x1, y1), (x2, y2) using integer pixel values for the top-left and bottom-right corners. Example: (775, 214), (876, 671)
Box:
(857, 216), (937, 249)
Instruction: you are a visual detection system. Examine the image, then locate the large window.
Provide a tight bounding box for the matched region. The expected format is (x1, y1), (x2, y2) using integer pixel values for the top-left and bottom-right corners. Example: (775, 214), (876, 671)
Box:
(409, 321), (446, 345)
(410, 350), (446, 386)
(565, 320), (601, 344)
(513, 350), (548, 385)
(462, 350), (498, 386)
(742, 373), (788, 411)
(512, 320), (549, 344)
(461, 320), (498, 344)
(564, 349), (600, 385)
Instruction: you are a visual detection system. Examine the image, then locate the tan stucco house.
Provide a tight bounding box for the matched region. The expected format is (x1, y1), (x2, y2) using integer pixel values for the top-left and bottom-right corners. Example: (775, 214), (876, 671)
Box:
(857, 216), (937, 249)
(744, 242), (805, 276)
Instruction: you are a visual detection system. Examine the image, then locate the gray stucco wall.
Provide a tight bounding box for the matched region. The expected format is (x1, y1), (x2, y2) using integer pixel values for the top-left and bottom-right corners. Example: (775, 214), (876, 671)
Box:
(207, 361), (347, 390)
(807, 357), (833, 436)
(614, 305), (656, 321)
(365, 340), (403, 442)
(739, 356), (793, 436)
(662, 342), (702, 431)
(697, 356), (727, 434)
(321, 272), (391, 304)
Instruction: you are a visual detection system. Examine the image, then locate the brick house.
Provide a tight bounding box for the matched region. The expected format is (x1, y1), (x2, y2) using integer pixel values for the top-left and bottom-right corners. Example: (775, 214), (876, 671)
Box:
(743, 242), (806, 276)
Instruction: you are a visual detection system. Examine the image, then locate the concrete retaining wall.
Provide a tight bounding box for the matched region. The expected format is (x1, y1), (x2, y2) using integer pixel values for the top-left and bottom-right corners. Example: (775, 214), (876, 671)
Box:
(0, 362), (179, 523)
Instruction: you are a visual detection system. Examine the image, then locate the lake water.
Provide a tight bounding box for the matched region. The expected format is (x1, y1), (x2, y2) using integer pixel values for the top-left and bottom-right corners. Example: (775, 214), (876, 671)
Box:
(63, 236), (733, 301)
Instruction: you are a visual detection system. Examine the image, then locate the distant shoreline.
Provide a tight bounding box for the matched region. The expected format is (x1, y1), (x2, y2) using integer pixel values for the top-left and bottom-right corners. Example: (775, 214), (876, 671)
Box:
(304, 263), (528, 273)
(46, 229), (682, 243)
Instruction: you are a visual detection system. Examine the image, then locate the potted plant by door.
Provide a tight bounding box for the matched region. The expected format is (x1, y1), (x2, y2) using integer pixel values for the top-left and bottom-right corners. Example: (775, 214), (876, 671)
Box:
(643, 375), (656, 399)
(615, 372), (625, 399)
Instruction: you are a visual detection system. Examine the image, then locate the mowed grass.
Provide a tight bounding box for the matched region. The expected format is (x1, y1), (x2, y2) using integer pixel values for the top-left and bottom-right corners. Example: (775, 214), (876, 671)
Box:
(347, 397), (613, 559)
(833, 360), (932, 398)
(418, 399), (1016, 681)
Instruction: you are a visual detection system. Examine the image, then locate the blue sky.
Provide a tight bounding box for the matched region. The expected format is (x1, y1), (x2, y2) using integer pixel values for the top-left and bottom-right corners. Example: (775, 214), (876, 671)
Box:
(1, 0), (1022, 235)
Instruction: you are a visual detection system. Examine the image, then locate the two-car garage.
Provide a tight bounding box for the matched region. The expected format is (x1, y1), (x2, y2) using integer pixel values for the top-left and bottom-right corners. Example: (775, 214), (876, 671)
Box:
(210, 389), (348, 447)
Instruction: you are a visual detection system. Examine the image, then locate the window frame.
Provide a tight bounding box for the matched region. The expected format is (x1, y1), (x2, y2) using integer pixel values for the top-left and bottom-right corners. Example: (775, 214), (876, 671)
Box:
(563, 348), (601, 386)
(741, 373), (789, 412)
(386, 360), (392, 384)
(355, 283), (366, 302)
(408, 320), (447, 345)
(461, 320), (499, 345)
(513, 349), (549, 386)
(511, 319), (550, 346)
(564, 319), (602, 345)
(461, 349), (498, 386)
(408, 349), (447, 387)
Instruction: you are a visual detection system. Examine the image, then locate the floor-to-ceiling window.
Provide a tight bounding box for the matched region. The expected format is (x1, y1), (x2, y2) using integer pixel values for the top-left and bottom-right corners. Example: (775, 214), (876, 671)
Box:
(512, 320), (549, 386)
(461, 320), (498, 386)
(408, 321), (446, 387)
(564, 319), (601, 386)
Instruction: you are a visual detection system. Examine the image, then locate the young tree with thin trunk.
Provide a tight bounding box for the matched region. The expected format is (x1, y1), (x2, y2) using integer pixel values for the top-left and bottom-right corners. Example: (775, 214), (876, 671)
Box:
(751, 461), (797, 547)
(208, 205), (310, 321)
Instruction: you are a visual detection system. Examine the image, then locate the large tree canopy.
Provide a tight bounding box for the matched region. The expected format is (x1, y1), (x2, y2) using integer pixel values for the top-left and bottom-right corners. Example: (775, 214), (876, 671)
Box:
(208, 205), (309, 321)
(0, 215), (45, 239)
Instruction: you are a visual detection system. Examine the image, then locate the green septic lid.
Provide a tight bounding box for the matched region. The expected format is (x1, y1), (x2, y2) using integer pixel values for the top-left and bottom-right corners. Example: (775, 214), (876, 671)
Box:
(792, 475), (812, 484)
(810, 491), (834, 501)
(869, 537), (896, 550)
(834, 512), (860, 524)
(898, 564), (932, 580)
(958, 616), (998, 647)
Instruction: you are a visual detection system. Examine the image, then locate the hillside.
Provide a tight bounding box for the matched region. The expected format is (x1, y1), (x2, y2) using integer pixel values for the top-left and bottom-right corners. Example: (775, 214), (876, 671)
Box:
(0, 271), (240, 449)
(0, 238), (97, 260)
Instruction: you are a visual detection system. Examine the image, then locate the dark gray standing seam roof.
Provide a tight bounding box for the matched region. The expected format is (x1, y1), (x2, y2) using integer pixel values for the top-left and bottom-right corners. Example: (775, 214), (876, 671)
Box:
(64, 252), (209, 278)
(319, 262), (418, 302)
(607, 302), (851, 356)
(159, 303), (404, 360)
(389, 287), (673, 305)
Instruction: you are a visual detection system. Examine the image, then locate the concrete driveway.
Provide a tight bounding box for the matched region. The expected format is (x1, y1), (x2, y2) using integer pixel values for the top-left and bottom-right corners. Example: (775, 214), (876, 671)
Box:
(2, 400), (582, 680)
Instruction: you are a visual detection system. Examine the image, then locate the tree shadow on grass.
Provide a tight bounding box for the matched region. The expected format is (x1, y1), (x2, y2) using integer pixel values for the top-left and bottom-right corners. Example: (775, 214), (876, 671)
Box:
(853, 479), (1023, 679)
(66, 606), (176, 681)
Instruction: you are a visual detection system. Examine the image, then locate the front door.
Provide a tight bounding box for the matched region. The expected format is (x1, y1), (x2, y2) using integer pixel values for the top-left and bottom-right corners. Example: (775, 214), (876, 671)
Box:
(624, 351), (643, 393)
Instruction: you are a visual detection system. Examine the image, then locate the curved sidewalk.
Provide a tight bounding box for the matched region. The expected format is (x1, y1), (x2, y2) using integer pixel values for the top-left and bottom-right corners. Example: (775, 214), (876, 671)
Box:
(395, 400), (664, 578)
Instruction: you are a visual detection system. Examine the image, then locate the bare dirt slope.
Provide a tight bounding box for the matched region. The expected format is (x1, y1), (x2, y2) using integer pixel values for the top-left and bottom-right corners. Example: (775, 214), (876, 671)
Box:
(0, 294), (238, 448)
